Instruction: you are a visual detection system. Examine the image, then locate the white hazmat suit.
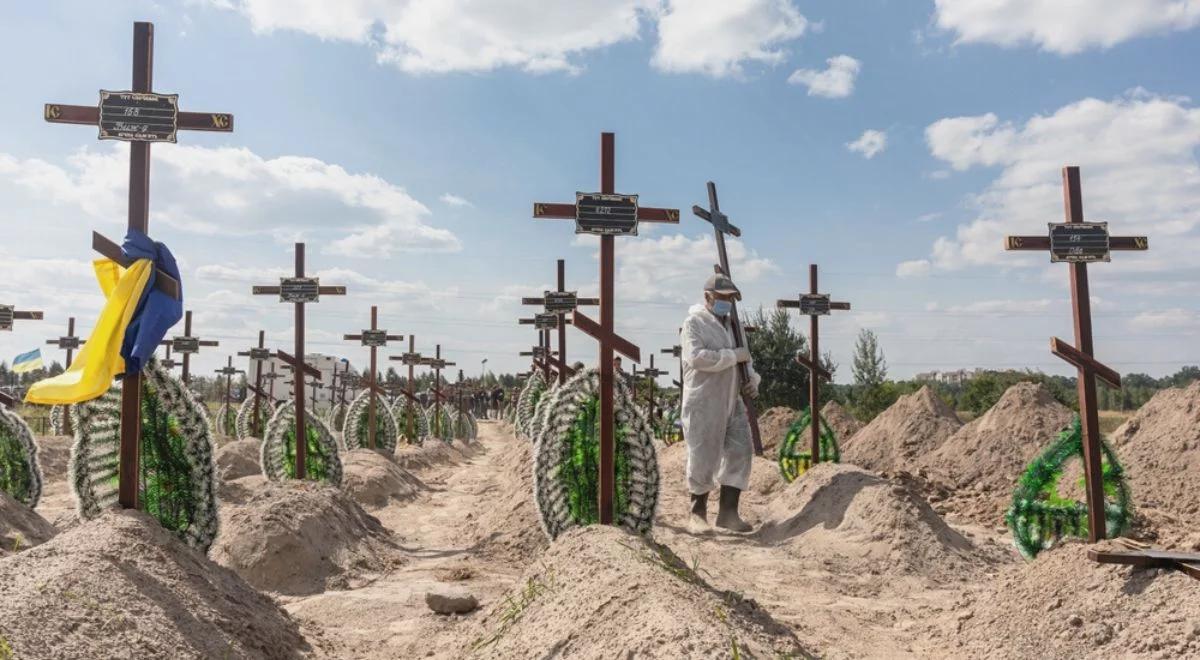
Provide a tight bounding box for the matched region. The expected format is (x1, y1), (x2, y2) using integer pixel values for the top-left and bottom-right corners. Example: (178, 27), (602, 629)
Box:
(680, 303), (761, 495)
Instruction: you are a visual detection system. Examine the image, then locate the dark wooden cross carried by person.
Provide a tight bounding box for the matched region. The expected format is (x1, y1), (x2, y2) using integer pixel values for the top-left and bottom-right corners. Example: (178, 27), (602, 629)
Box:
(533, 131), (679, 525)
(161, 310), (218, 383)
(692, 181), (764, 455)
(237, 330), (273, 437)
(43, 21), (233, 509)
(44, 316), (80, 434)
(521, 259), (598, 384)
(342, 306), (402, 449)
(252, 243), (345, 478)
(214, 355), (244, 423)
(777, 264), (850, 465)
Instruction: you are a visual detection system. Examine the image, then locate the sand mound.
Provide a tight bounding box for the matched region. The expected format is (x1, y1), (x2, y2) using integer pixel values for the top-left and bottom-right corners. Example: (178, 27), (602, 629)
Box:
(340, 448), (425, 508)
(822, 400), (863, 444)
(656, 440), (784, 499)
(465, 437), (548, 566)
(756, 406), (797, 453)
(1110, 381), (1200, 526)
(210, 479), (404, 595)
(214, 438), (263, 481)
(0, 490), (56, 556)
(464, 525), (810, 658)
(0, 510), (308, 660)
(943, 540), (1200, 658)
(394, 440), (479, 472)
(922, 382), (1074, 526)
(757, 463), (998, 581)
(842, 386), (961, 474)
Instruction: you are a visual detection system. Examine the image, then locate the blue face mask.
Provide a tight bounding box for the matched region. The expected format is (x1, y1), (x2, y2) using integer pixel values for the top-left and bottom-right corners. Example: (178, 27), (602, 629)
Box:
(710, 299), (733, 317)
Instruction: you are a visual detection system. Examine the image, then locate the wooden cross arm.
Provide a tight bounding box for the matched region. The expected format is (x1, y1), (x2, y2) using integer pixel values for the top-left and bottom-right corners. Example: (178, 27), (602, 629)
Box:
(1088, 548), (1200, 581)
(533, 203), (680, 223)
(1004, 236), (1149, 251)
(776, 299), (851, 311)
(545, 355), (577, 377)
(246, 383), (269, 399)
(318, 287), (347, 295)
(672, 379), (683, 388)
(691, 206), (741, 237)
(44, 104), (234, 132)
(94, 232), (181, 299)
(13, 311), (43, 320)
(238, 349), (276, 358)
(215, 368), (244, 375)
(198, 340), (219, 348)
(276, 349), (322, 379)
(251, 286), (281, 294)
(0, 391), (15, 408)
(795, 353), (832, 381)
(1050, 337), (1121, 389)
(571, 309), (641, 363)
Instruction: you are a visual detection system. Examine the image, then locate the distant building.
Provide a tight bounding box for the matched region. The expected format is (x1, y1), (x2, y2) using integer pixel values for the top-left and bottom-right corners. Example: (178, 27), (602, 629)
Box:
(913, 369), (980, 385)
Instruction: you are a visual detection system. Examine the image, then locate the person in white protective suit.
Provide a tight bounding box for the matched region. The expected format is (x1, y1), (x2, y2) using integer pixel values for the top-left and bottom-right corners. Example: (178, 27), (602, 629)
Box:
(681, 273), (761, 533)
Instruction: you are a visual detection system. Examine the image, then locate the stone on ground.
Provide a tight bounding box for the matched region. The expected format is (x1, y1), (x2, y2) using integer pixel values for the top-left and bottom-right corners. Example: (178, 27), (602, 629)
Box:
(425, 586), (480, 614)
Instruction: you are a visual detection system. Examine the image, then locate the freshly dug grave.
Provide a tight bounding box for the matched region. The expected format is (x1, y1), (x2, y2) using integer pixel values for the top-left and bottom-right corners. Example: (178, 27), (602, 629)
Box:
(463, 525), (811, 659)
(822, 400), (863, 445)
(465, 435), (548, 566)
(656, 440), (784, 500)
(215, 437), (263, 481)
(942, 540), (1200, 659)
(340, 448), (425, 509)
(0, 510), (309, 660)
(757, 406), (797, 453)
(31, 435), (77, 530)
(0, 489), (56, 556)
(393, 440), (480, 472)
(32, 434), (71, 481)
(1110, 381), (1200, 527)
(210, 479), (404, 595)
(921, 382), (1074, 526)
(842, 386), (961, 474)
(757, 463), (1006, 582)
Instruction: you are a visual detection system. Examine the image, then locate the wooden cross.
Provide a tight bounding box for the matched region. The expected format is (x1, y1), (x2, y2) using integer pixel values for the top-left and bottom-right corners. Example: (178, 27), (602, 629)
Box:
(521, 259), (597, 384)
(388, 336), (426, 439)
(236, 330), (273, 437)
(533, 131), (679, 525)
(778, 264), (851, 466)
(263, 362), (282, 402)
(159, 344), (178, 371)
(252, 243), (344, 478)
(517, 327), (560, 381)
(1005, 166), (1148, 543)
(160, 310), (218, 383)
(214, 355), (244, 423)
(283, 374), (325, 412)
(693, 182), (764, 455)
(330, 360), (349, 407)
(43, 21), (233, 510)
(420, 345), (455, 436)
(640, 354), (667, 423)
(342, 306), (402, 450)
(0, 304), (43, 332)
(44, 316), (80, 434)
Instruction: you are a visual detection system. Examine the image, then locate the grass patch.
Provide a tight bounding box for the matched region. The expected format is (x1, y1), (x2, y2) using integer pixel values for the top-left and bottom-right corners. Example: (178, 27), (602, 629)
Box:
(471, 574), (557, 650)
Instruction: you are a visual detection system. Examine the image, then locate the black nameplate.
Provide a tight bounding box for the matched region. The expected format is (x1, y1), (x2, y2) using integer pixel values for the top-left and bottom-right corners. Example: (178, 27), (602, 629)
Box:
(0, 305), (12, 331)
(1049, 222), (1110, 263)
(98, 90), (179, 143)
(280, 277), (320, 303)
(248, 348), (272, 361)
(544, 290), (578, 313)
(575, 192), (639, 236)
(799, 294), (831, 316)
(400, 352), (423, 365)
(172, 336), (201, 354)
(59, 336), (81, 349)
(361, 329), (389, 347)
(534, 313), (559, 329)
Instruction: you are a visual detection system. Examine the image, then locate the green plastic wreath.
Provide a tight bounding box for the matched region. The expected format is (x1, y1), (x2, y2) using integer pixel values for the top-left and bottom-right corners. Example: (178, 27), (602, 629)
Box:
(260, 400), (342, 485)
(1005, 416), (1131, 559)
(777, 408), (839, 483)
(0, 406), (42, 508)
(213, 402), (237, 437)
(343, 390), (399, 454)
(393, 401), (429, 445)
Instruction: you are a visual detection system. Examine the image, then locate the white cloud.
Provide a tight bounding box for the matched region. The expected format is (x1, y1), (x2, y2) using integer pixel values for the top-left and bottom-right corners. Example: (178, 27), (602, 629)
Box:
(787, 55), (861, 98)
(933, 0), (1200, 55)
(846, 129), (887, 159)
(652, 0), (809, 77)
(896, 259), (931, 278)
(915, 90), (1200, 271)
(439, 193), (473, 207)
(0, 143), (459, 257)
(916, 212), (942, 223)
(1130, 308), (1199, 330)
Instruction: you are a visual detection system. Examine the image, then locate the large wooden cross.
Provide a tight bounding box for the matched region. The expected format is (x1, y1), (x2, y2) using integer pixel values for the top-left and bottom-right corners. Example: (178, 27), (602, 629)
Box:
(161, 310), (218, 383)
(0, 304), (43, 332)
(533, 131), (679, 524)
(213, 356), (244, 425)
(252, 243), (344, 478)
(342, 306), (402, 449)
(43, 21), (233, 509)
(389, 336), (427, 439)
(521, 259), (597, 384)
(43, 316), (81, 434)
(236, 330), (273, 437)
(693, 181), (763, 455)
(778, 264), (850, 465)
(421, 345), (455, 437)
(1005, 166), (1148, 543)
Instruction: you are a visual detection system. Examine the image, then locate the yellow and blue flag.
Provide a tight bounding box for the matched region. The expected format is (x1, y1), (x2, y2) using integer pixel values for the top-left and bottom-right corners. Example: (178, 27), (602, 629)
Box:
(12, 348), (43, 374)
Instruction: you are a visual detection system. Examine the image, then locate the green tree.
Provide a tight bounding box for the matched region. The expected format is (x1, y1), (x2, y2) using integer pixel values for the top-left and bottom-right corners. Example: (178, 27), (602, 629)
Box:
(744, 307), (836, 411)
(851, 329), (887, 387)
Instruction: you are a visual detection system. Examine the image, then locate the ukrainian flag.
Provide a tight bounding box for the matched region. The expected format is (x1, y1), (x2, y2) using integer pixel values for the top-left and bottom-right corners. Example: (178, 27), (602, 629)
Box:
(12, 348), (43, 374)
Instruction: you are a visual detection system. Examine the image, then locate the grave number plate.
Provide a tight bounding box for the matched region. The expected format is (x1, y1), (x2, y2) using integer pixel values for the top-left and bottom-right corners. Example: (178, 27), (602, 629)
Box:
(1049, 222), (1110, 263)
(280, 277), (320, 303)
(99, 91), (179, 143)
(172, 336), (201, 354)
(60, 337), (82, 349)
(534, 313), (559, 329)
(361, 329), (389, 347)
(248, 348), (272, 361)
(575, 192), (639, 236)
(799, 294), (831, 316)
(0, 305), (12, 331)
(544, 291), (578, 313)
(400, 352), (423, 365)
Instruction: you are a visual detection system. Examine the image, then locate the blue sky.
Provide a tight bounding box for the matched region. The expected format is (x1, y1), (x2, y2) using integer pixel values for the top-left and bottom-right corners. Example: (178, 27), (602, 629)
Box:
(1, 0), (1198, 384)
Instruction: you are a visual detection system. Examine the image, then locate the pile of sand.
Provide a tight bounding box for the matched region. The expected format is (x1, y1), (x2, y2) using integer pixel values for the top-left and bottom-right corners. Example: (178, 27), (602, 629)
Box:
(214, 438), (263, 481)
(842, 386), (961, 474)
(393, 440), (479, 472)
(823, 400), (863, 444)
(757, 406), (797, 452)
(463, 525), (810, 658)
(942, 540), (1200, 658)
(1110, 381), (1200, 528)
(340, 448), (425, 509)
(654, 440), (784, 501)
(0, 490), (56, 556)
(32, 435), (78, 530)
(465, 437), (548, 566)
(210, 479), (404, 595)
(0, 510), (309, 659)
(757, 463), (1003, 582)
(921, 382), (1074, 526)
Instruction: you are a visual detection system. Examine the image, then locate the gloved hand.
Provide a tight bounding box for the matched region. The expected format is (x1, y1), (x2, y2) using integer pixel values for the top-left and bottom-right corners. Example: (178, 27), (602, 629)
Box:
(741, 381), (759, 399)
(733, 347), (752, 363)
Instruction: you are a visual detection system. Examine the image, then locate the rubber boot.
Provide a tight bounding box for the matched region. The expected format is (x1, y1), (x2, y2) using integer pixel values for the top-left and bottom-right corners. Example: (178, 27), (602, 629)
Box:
(687, 492), (711, 534)
(715, 485), (753, 532)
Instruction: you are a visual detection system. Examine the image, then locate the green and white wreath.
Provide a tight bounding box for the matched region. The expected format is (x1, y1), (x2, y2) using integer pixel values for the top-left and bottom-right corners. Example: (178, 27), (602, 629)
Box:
(427, 404), (453, 443)
(515, 371), (548, 439)
(212, 402), (237, 437)
(534, 367), (660, 540)
(260, 400), (342, 486)
(393, 401), (429, 445)
(68, 359), (219, 553)
(343, 390), (399, 454)
(452, 408), (478, 442)
(0, 405), (43, 508)
(528, 381), (560, 445)
(235, 396), (273, 440)
(327, 401), (348, 433)
(49, 404), (69, 435)
(777, 408), (840, 483)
